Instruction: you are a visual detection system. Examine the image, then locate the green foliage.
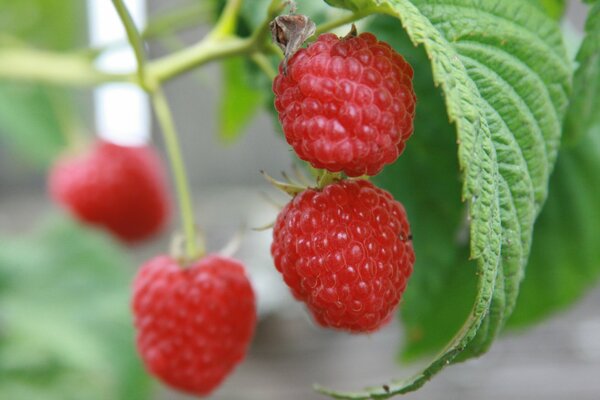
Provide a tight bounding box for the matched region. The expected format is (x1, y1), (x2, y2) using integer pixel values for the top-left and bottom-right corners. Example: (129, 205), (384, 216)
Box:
(0, 215), (151, 400)
(509, 0), (600, 327)
(508, 129), (600, 327)
(564, 0), (600, 143)
(317, 0), (570, 398)
(219, 58), (264, 143)
(369, 15), (476, 361)
(0, 0), (85, 167)
(0, 83), (66, 166)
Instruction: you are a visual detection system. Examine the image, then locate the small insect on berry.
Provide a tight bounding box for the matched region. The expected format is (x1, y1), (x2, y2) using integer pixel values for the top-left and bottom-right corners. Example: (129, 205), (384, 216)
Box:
(132, 254), (256, 396)
(273, 31), (416, 177)
(271, 179), (415, 333)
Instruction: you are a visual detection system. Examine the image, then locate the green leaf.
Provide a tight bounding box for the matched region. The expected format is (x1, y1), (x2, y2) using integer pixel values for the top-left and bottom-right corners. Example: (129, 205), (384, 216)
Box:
(219, 58), (264, 143)
(564, 0), (600, 144)
(0, 0), (85, 167)
(508, 0), (600, 328)
(316, 1), (570, 398)
(363, 15), (476, 362)
(0, 215), (152, 400)
(508, 127), (600, 327)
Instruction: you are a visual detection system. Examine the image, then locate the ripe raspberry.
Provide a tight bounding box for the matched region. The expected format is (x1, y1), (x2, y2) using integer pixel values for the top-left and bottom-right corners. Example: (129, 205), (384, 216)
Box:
(273, 32), (416, 177)
(271, 179), (414, 333)
(132, 254), (256, 396)
(49, 140), (170, 243)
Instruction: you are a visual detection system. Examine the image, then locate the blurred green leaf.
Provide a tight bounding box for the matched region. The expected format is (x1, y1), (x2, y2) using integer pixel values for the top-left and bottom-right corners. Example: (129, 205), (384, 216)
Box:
(0, 215), (152, 400)
(564, 0), (600, 144)
(219, 58), (264, 143)
(0, 83), (66, 166)
(508, 128), (600, 327)
(0, 0), (86, 167)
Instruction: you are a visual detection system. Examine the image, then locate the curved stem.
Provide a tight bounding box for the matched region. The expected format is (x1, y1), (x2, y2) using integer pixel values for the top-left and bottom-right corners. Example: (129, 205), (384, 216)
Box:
(149, 0), (285, 82)
(111, 0), (149, 88)
(149, 36), (251, 81)
(317, 170), (342, 189)
(0, 47), (132, 86)
(152, 88), (203, 261)
(111, 0), (203, 262)
(210, 0), (243, 39)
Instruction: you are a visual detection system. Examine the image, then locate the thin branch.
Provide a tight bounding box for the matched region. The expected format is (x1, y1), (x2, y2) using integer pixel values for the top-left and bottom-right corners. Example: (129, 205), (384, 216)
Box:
(0, 47), (132, 86)
(111, 0), (149, 88)
(152, 88), (203, 261)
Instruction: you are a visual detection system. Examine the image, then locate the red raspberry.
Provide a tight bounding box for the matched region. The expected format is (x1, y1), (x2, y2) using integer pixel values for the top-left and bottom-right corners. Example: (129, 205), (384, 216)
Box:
(132, 254), (256, 396)
(273, 32), (416, 177)
(271, 179), (414, 333)
(49, 140), (170, 243)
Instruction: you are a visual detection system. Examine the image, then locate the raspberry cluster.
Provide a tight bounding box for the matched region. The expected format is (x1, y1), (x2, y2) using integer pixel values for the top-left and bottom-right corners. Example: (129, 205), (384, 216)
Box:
(271, 29), (416, 334)
(273, 32), (416, 177)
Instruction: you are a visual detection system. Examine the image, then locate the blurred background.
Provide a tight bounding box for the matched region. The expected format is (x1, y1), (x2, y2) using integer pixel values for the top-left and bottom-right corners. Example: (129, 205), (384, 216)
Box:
(1, 0), (599, 399)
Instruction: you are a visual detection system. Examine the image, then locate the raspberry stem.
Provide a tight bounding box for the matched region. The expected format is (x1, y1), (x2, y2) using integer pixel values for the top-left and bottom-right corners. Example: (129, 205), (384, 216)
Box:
(0, 1), (288, 87)
(152, 88), (204, 261)
(112, 0), (203, 262)
(149, 0), (286, 82)
(209, 0), (243, 40)
(110, 0), (150, 91)
(317, 170), (342, 189)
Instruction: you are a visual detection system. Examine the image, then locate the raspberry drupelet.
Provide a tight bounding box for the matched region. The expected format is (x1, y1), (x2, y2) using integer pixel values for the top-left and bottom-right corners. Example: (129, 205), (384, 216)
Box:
(273, 32), (416, 177)
(271, 179), (415, 333)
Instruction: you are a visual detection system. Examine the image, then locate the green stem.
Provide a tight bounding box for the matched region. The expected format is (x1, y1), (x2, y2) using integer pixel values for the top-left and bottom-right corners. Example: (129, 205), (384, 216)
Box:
(152, 88), (203, 261)
(149, 36), (251, 81)
(0, 0), (286, 87)
(111, 0), (149, 89)
(0, 47), (132, 86)
(210, 0), (243, 39)
(317, 170), (342, 189)
(111, 0), (202, 261)
(149, 0), (285, 82)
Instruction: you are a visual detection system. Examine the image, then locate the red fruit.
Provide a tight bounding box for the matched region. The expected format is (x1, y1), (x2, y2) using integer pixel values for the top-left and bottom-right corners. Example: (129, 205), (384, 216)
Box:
(273, 32), (416, 177)
(271, 179), (414, 333)
(49, 140), (170, 243)
(132, 254), (256, 396)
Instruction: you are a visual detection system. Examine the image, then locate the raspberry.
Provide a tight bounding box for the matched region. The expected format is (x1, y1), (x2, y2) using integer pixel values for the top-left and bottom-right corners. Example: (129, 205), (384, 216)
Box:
(132, 254), (256, 396)
(48, 140), (170, 243)
(273, 32), (416, 177)
(270, 179), (414, 333)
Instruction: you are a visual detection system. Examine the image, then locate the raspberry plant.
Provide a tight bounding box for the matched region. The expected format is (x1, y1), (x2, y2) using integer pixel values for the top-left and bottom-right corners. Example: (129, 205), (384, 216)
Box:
(1, 0), (600, 399)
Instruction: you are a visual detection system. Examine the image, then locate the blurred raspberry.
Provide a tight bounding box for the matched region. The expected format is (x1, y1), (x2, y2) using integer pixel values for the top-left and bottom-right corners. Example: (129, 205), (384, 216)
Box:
(49, 140), (170, 243)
